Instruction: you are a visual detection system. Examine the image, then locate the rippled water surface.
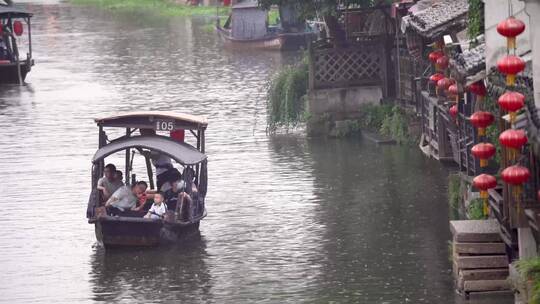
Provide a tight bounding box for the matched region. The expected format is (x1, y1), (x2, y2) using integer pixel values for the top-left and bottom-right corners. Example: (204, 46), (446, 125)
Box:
(0, 2), (512, 304)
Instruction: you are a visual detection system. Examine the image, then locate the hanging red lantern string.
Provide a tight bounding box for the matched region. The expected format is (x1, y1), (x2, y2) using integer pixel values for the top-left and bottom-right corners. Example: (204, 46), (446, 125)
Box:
(499, 129), (528, 161)
(447, 84), (459, 103)
(437, 77), (454, 96)
(472, 143), (496, 167)
(436, 55), (449, 71)
(501, 165), (530, 212)
(470, 111), (495, 136)
(430, 73), (444, 94)
(498, 91), (525, 123)
(473, 174), (497, 216)
(429, 51), (444, 64)
(449, 105), (458, 121)
(468, 81), (487, 102)
(497, 55), (525, 86)
(429, 73), (444, 83)
(497, 17), (526, 50)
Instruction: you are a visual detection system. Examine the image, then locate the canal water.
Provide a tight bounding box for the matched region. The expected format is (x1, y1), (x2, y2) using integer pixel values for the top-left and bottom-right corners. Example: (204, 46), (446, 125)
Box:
(0, 1), (512, 303)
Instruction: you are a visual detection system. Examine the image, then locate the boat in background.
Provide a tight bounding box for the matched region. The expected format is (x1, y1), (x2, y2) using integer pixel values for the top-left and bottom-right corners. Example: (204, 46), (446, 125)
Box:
(0, 4), (34, 84)
(216, 0), (315, 51)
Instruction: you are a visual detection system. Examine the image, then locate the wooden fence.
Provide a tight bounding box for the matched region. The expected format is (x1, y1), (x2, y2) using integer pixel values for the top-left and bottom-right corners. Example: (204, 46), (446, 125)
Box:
(309, 38), (389, 97)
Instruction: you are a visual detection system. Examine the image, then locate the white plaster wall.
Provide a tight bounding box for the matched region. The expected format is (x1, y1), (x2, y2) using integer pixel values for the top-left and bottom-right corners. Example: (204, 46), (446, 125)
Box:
(483, 0), (530, 71)
(523, 0), (540, 108)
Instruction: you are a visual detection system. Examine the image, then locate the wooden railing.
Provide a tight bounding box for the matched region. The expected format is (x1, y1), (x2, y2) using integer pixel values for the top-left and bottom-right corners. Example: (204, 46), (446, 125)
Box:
(308, 38), (388, 96)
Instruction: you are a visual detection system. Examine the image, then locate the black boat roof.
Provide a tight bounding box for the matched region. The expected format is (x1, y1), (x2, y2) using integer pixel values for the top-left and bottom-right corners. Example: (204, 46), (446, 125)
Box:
(0, 5), (32, 18)
(92, 135), (207, 166)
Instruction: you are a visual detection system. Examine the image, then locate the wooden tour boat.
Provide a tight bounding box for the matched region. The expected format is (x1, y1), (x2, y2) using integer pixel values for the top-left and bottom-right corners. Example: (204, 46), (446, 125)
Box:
(86, 112), (209, 248)
(0, 4), (34, 84)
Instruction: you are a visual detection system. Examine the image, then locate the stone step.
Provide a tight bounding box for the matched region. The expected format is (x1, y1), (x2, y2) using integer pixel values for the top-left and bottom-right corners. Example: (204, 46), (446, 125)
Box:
(455, 255), (508, 269)
(456, 268), (509, 290)
(460, 268), (509, 281)
(450, 220), (502, 243)
(463, 279), (511, 292)
(453, 242), (506, 255)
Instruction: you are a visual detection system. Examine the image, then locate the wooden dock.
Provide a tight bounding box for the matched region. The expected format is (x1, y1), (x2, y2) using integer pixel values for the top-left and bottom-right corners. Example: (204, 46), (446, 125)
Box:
(450, 220), (511, 297)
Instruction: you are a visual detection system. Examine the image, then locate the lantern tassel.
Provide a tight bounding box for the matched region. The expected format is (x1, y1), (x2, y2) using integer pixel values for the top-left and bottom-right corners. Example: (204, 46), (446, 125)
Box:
(508, 37), (516, 50)
(513, 185), (523, 215)
(478, 128), (486, 136)
(507, 74), (516, 87)
(480, 190), (489, 217)
(480, 159), (488, 167)
(510, 111), (517, 124)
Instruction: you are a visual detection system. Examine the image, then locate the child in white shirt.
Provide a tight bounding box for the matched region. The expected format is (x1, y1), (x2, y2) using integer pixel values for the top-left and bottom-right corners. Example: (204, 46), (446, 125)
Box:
(144, 192), (167, 219)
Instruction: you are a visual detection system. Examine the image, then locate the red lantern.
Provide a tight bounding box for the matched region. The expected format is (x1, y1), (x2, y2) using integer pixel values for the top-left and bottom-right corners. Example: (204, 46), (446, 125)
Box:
(436, 56), (449, 71)
(437, 78), (454, 96)
(429, 73), (445, 83)
(502, 165), (530, 211)
(472, 143), (496, 167)
(497, 17), (526, 49)
(447, 84), (459, 102)
(473, 174), (497, 216)
(468, 81), (487, 101)
(428, 51), (444, 64)
(498, 91), (525, 123)
(502, 165), (530, 185)
(497, 55), (526, 86)
(13, 21), (23, 36)
(449, 105), (458, 120)
(470, 111), (495, 136)
(499, 129), (527, 161)
(0, 24), (3, 35)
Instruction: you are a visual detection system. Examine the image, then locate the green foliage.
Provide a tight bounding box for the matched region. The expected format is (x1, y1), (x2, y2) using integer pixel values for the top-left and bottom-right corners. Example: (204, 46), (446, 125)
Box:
(358, 104), (393, 130)
(380, 106), (410, 144)
(467, 198), (486, 220)
(448, 174), (462, 211)
(268, 8), (280, 25)
(467, 0), (484, 40)
(70, 0), (229, 17)
(267, 59), (309, 130)
(483, 94), (502, 168)
(516, 258), (540, 304)
(257, 0), (388, 18)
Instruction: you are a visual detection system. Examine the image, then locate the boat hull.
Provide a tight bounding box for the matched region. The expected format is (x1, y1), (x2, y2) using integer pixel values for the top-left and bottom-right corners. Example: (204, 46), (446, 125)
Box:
(0, 61), (31, 84)
(216, 26), (314, 51)
(95, 212), (205, 248)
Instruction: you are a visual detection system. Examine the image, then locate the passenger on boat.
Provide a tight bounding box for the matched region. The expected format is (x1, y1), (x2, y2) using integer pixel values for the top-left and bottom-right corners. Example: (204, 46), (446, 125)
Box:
(159, 167), (181, 193)
(115, 170), (123, 184)
(176, 168), (199, 222)
(0, 38), (9, 61)
(140, 129), (174, 190)
(164, 178), (186, 211)
(144, 192), (167, 219)
(97, 164), (124, 202)
(105, 183), (143, 215)
(132, 181), (152, 212)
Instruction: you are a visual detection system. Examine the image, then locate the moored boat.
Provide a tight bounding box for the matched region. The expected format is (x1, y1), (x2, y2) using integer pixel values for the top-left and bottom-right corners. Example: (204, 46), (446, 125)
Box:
(0, 4), (34, 84)
(216, 0), (315, 51)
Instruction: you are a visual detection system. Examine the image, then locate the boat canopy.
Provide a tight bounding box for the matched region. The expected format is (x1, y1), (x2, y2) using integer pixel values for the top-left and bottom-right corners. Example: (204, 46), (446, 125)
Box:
(95, 111), (208, 130)
(230, 0), (267, 40)
(0, 6), (32, 18)
(92, 136), (207, 166)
